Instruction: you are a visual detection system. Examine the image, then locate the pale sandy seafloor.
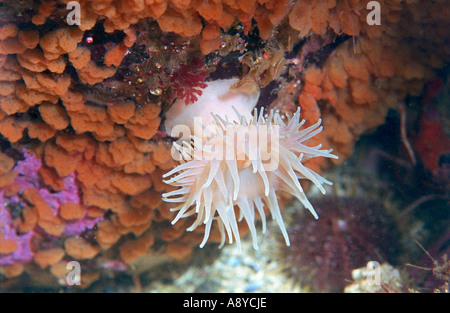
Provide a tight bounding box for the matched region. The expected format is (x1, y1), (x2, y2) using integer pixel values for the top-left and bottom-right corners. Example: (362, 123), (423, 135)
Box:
(144, 220), (305, 293)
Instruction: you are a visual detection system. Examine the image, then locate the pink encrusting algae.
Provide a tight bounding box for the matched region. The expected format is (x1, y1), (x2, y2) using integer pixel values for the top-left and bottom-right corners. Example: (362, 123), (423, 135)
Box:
(0, 150), (103, 267)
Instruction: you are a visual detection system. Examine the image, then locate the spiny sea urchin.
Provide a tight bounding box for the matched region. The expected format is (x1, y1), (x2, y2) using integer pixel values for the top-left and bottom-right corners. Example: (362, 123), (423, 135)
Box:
(283, 196), (399, 292)
(162, 78), (338, 251)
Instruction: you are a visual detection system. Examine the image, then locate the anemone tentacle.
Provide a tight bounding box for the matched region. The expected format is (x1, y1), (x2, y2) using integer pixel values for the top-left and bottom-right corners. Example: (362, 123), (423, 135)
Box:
(163, 107), (338, 250)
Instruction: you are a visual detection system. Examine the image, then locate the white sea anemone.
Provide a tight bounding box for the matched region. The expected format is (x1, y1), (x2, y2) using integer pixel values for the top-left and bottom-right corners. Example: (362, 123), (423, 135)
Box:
(162, 79), (338, 251)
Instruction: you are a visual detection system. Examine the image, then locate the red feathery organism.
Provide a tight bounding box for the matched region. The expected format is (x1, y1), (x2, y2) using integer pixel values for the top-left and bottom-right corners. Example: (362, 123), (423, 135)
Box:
(170, 58), (209, 105)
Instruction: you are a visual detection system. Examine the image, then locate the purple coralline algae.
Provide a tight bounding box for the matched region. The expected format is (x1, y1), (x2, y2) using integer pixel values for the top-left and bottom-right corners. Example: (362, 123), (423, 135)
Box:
(0, 150), (103, 266)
